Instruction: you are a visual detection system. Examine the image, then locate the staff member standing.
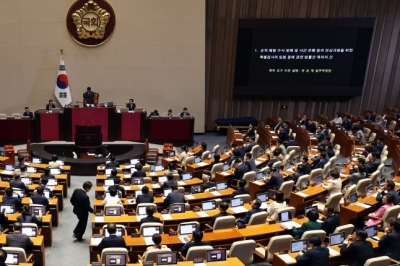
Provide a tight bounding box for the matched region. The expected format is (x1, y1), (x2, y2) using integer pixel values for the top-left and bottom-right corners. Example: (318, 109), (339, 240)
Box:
(83, 87), (96, 105)
(126, 99), (136, 111)
(70, 181), (93, 243)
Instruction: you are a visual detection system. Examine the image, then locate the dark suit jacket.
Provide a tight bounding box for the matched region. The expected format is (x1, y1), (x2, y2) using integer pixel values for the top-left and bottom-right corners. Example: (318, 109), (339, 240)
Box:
(376, 189), (400, 206)
(267, 157), (280, 168)
(209, 211), (233, 227)
(327, 149), (335, 158)
(373, 144), (384, 155)
(315, 132), (325, 143)
(341, 120), (352, 131)
(364, 115), (376, 122)
(140, 215), (161, 226)
(180, 112), (191, 118)
(300, 119), (310, 126)
(244, 128), (255, 139)
(6, 232), (33, 252)
(23, 111), (34, 119)
(315, 158), (328, 169)
(17, 214), (42, 225)
(306, 123), (317, 133)
(237, 208), (264, 225)
(83, 91), (95, 104)
(201, 181), (215, 192)
(340, 240), (374, 266)
(126, 103), (136, 111)
(132, 170), (146, 178)
(40, 173), (55, 179)
(232, 164), (249, 180)
(245, 158), (257, 172)
(321, 213), (340, 235)
(98, 235), (127, 252)
(365, 159), (380, 175)
(10, 180), (28, 192)
(164, 191), (185, 209)
(293, 221), (322, 239)
(161, 180), (177, 190)
(2, 195), (21, 208)
(299, 163), (311, 175)
(284, 141), (299, 148)
(32, 194), (49, 207)
(278, 130), (289, 142)
(296, 246), (329, 266)
(106, 161), (119, 168)
(70, 189), (93, 216)
(108, 185), (125, 198)
(37, 185), (53, 198)
(378, 231), (400, 260)
(243, 142), (256, 153)
(181, 241), (212, 256)
(231, 188), (249, 198)
(136, 194), (154, 205)
(264, 173), (284, 190)
(45, 103), (56, 111)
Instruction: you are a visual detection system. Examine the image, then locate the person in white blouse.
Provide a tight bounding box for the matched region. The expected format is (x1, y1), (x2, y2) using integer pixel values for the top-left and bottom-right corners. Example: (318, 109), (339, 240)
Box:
(331, 112), (342, 125)
(267, 190), (287, 220)
(142, 234), (169, 259)
(321, 170), (342, 199)
(102, 187), (124, 210)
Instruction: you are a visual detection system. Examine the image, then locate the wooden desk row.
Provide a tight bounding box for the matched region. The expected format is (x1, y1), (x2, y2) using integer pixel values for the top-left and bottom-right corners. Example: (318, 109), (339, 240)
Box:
(87, 257), (244, 266)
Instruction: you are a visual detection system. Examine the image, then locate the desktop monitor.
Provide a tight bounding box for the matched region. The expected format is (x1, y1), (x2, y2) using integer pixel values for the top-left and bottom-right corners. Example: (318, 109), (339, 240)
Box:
(131, 177), (144, 185)
(201, 200), (216, 211)
(47, 179), (58, 186)
(31, 205), (46, 216)
(290, 240), (308, 253)
(191, 185), (202, 194)
(158, 176), (168, 183)
(315, 175), (322, 185)
(26, 167), (36, 173)
(104, 206), (122, 216)
(329, 232), (345, 246)
(104, 179), (114, 186)
(130, 158), (139, 165)
(156, 252), (177, 265)
(206, 249), (227, 262)
(137, 206), (147, 215)
(142, 226), (161, 237)
(105, 169), (112, 175)
(1, 204), (15, 214)
(179, 223), (197, 235)
(4, 253), (19, 265)
(216, 181), (227, 191)
(32, 158), (41, 164)
(5, 164), (14, 171)
(366, 185), (373, 196)
(105, 253), (126, 266)
(182, 173), (192, 181)
(349, 192), (358, 204)
(105, 227), (123, 237)
(194, 157), (201, 163)
(256, 193), (268, 202)
(256, 172), (265, 180)
(154, 165), (164, 172)
(230, 197), (244, 207)
(21, 177), (31, 185)
(364, 225), (378, 238)
(168, 151), (175, 157)
(222, 164), (230, 171)
(278, 211), (292, 223)
(170, 203), (185, 214)
(22, 225), (38, 237)
(304, 206), (318, 215)
(164, 189), (172, 197)
(135, 190), (142, 198)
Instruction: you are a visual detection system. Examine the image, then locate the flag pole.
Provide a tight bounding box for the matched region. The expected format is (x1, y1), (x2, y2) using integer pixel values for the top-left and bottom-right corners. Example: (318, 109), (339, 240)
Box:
(60, 48), (63, 61)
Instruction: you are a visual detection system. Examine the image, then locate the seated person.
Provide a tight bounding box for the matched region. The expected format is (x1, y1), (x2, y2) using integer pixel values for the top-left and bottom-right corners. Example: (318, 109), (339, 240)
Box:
(2, 187), (21, 208)
(10, 174), (28, 192)
(103, 187), (124, 210)
(340, 229), (374, 266)
(364, 146), (374, 163)
(365, 151), (381, 176)
(83, 87), (96, 105)
(209, 153), (221, 170)
(341, 115), (352, 131)
(364, 110), (375, 122)
(180, 107), (191, 118)
(227, 149), (241, 167)
(298, 156), (311, 175)
(106, 155), (119, 168)
(313, 152), (328, 169)
(232, 159), (250, 181)
(108, 177), (125, 198)
(209, 201), (233, 227)
(161, 173), (177, 190)
(320, 205), (340, 235)
(289, 164), (304, 184)
(107, 169), (118, 179)
(126, 99), (136, 111)
(98, 223), (127, 252)
(19, 165), (30, 178)
(293, 209), (321, 239)
(177, 146), (189, 166)
(242, 136), (256, 153)
(6, 222), (33, 252)
(148, 110), (159, 118)
(142, 234), (169, 258)
(267, 190), (287, 221)
(14, 155), (25, 169)
(244, 153), (257, 172)
(365, 193), (395, 226)
(200, 175), (214, 192)
(167, 109), (173, 117)
(45, 99), (56, 111)
(140, 206), (161, 225)
(38, 177), (53, 198)
(132, 163), (146, 178)
(136, 186), (154, 205)
(347, 164), (367, 186)
(40, 168), (55, 179)
(277, 125), (289, 142)
(299, 114), (310, 126)
(325, 144), (335, 158)
(163, 184), (185, 210)
(321, 170), (342, 199)
(165, 162), (178, 175)
(378, 217), (400, 261)
(331, 112), (342, 125)
(314, 126), (325, 143)
(284, 135), (299, 149)
(305, 120), (317, 133)
(48, 154), (60, 168)
(17, 205), (42, 225)
(352, 125), (366, 145)
(277, 139), (287, 156)
(23, 107), (34, 119)
(264, 167), (284, 190)
(236, 199), (265, 226)
(0, 210), (7, 232)
(181, 230), (211, 256)
(32, 186), (49, 207)
(198, 142), (208, 158)
(296, 235), (329, 266)
(267, 150), (281, 169)
(243, 123), (255, 140)
(376, 180), (400, 205)
(98, 145), (110, 158)
(230, 179), (249, 198)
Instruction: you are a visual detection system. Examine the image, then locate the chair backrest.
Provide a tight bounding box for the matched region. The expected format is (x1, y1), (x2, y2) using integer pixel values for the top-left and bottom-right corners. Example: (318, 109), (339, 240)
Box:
(229, 240), (256, 265)
(139, 222), (163, 236)
(142, 248), (172, 262)
(382, 145), (388, 153)
(213, 216), (236, 230)
(309, 169), (323, 185)
(177, 221), (200, 234)
(369, 132), (376, 142)
(11, 113), (21, 118)
(279, 180), (294, 200)
(300, 230), (327, 242)
(282, 155), (291, 169)
(381, 150), (389, 157)
(234, 194), (251, 204)
(356, 178), (371, 197)
(344, 185), (356, 200)
(363, 256), (391, 266)
(272, 161), (282, 169)
(242, 171), (256, 188)
(173, 174), (180, 181)
(330, 133), (335, 143)
(322, 162), (331, 179)
(201, 151), (210, 161)
(333, 143), (340, 151)
(251, 145), (260, 159)
(369, 170), (380, 186)
(186, 246), (213, 261)
(381, 205), (400, 229)
(388, 120), (396, 130)
(329, 156), (337, 171)
(2, 247), (27, 264)
(136, 203), (157, 214)
(143, 177), (152, 184)
(210, 163), (223, 178)
(296, 174), (310, 187)
(325, 192), (342, 212)
(334, 149), (340, 157)
(248, 211), (268, 225)
(184, 156), (194, 166)
(21, 223), (38, 236)
(101, 248), (128, 264)
(255, 133), (260, 144)
(287, 149), (296, 162)
(0, 114), (6, 120)
(101, 224), (126, 236)
(177, 187), (185, 193)
(212, 145), (219, 153)
(286, 146), (301, 158)
(364, 127), (371, 138)
(292, 132), (296, 140)
(333, 224), (354, 238)
(380, 156), (387, 165)
(266, 235), (293, 262)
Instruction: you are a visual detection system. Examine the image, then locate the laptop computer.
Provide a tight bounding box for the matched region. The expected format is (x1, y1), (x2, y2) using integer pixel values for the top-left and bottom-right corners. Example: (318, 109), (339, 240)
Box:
(51, 108), (61, 113)
(32, 158), (41, 164)
(130, 158), (139, 165)
(194, 157), (201, 163)
(26, 167), (36, 173)
(206, 249), (227, 262)
(230, 197), (244, 208)
(170, 203), (185, 214)
(202, 200), (216, 211)
(104, 179), (114, 186)
(134, 107), (144, 112)
(134, 190), (142, 198)
(278, 211), (292, 223)
(104, 206), (122, 216)
(379, 177), (386, 187)
(137, 206), (147, 215)
(366, 185), (373, 196)
(164, 189), (172, 197)
(216, 181), (227, 191)
(191, 185), (202, 194)
(364, 225), (379, 240)
(22, 225), (38, 237)
(131, 177), (144, 185)
(256, 193), (268, 202)
(105, 169), (112, 175)
(105, 253), (126, 266)
(21, 177), (31, 185)
(256, 171), (265, 180)
(182, 173), (192, 181)
(50, 168), (61, 175)
(179, 223), (197, 235)
(304, 206), (318, 215)
(1, 204), (15, 214)
(4, 252), (19, 265)
(290, 239), (308, 253)
(105, 227), (123, 237)
(56, 160), (64, 166)
(5, 164), (14, 171)
(329, 232), (345, 246)
(156, 252), (177, 265)
(142, 225), (161, 237)
(47, 179), (58, 186)
(168, 151), (175, 157)
(31, 205), (46, 216)
(349, 192), (358, 204)
(158, 176), (168, 183)
(154, 165), (164, 172)
(315, 175), (322, 185)
(106, 101), (114, 107)
(223, 164), (230, 171)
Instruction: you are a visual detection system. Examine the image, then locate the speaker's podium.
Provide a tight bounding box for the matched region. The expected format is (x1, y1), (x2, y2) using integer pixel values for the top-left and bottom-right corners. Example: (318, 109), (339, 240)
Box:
(75, 125), (102, 146)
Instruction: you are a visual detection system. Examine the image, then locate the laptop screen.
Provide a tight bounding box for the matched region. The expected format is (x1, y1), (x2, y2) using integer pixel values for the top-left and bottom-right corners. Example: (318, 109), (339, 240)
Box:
(105, 169), (112, 175)
(182, 173), (192, 180)
(194, 157), (201, 163)
(366, 185), (373, 196)
(202, 200), (216, 211)
(379, 177), (385, 187)
(179, 223), (197, 235)
(105, 179), (114, 186)
(278, 211), (292, 222)
(56, 160), (64, 166)
(135, 190), (142, 198)
(315, 175), (322, 185)
(1, 205), (15, 214)
(32, 158), (41, 164)
(137, 206), (147, 215)
(290, 240), (308, 253)
(168, 151), (175, 157)
(216, 182), (227, 191)
(105, 227), (123, 237)
(104, 206), (121, 216)
(364, 225), (378, 238)
(5, 164), (14, 171)
(130, 158), (139, 165)
(164, 189), (172, 197)
(21, 177), (31, 185)
(156, 252), (177, 265)
(27, 167), (36, 173)
(305, 206), (318, 215)
(223, 164), (230, 171)
(191, 185), (201, 194)
(154, 165), (164, 172)
(130, 168), (137, 174)
(206, 249), (227, 262)
(349, 192), (358, 204)
(50, 168), (60, 175)
(4, 253), (19, 265)
(329, 232), (345, 246)
(230, 197), (244, 207)
(256, 193), (268, 202)
(158, 176), (168, 183)
(170, 203), (185, 213)
(31, 205), (46, 216)
(47, 179), (57, 186)
(22, 226), (37, 237)
(131, 177), (144, 185)
(105, 254), (126, 266)
(142, 226), (160, 237)
(256, 172), (265, 180)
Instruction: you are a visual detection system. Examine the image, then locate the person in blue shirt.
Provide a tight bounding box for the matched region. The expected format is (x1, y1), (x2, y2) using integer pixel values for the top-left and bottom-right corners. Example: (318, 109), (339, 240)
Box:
(236, 199), (265, 226)
(341, 115), (352, 131)
(314, 152), (328, 169)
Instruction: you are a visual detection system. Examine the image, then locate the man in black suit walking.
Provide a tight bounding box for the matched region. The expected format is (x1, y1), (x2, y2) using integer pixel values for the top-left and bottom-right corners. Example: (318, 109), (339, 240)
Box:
(98, 223), (127, 252)
(70, 181), (94, 243)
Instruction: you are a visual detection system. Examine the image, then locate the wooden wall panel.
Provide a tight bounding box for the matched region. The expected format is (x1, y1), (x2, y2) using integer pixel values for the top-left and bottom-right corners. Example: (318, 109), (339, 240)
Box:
(205, 0), (400, 130)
